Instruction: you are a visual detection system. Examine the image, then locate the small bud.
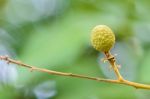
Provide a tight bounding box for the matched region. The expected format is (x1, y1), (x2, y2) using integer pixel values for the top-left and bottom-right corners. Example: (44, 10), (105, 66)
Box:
(91, 25), (115, 52)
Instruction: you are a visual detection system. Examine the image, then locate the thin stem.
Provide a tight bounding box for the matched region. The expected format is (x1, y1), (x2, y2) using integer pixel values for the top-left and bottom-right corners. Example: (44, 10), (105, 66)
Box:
(0, 56), (119, 84)
(0, 55), (150, 90)
(33, 67), (119, 83)
(122, 79), (150, 89)
(104, 51), (123, 81)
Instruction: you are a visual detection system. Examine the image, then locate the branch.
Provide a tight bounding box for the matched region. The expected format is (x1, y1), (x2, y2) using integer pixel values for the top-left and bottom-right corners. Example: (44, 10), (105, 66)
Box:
(103, 51), (150, 90)
(0, 55), (150, 90)
(0, 56), (120, 84)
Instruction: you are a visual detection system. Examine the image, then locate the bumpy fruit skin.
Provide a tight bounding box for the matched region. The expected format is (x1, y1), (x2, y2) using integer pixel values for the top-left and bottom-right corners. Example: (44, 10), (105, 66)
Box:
(91, 25), (115, 52)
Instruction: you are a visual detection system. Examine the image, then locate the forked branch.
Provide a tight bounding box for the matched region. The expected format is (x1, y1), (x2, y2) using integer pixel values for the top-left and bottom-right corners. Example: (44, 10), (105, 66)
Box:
(0, 55), (150, 90)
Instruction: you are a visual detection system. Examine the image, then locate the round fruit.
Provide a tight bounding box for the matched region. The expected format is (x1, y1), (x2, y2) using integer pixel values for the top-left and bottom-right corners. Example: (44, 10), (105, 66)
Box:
(91, 25), (115, 52)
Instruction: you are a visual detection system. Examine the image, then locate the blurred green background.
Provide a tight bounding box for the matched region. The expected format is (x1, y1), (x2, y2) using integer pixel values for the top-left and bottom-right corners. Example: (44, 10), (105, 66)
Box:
(0, 0), (150, 99)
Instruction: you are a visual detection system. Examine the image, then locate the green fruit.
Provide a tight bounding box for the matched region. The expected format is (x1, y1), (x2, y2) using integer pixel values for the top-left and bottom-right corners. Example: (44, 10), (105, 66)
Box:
(91, 25), (115, 52)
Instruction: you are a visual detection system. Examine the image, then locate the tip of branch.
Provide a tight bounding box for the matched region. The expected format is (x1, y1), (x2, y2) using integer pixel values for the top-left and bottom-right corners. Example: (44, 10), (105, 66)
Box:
(0, 55), (9, 60)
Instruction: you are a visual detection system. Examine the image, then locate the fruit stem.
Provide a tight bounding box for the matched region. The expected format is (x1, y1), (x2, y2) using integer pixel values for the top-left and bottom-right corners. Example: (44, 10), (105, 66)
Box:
(104, 51), (123, 81)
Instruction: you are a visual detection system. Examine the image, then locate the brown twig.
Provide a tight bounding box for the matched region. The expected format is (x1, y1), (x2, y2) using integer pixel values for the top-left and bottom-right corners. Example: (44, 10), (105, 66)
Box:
(0, 55), (150, 90)
(104, 51), (150, 89)
(0, 56), (120, 84)
(104, 51), (123, 81)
